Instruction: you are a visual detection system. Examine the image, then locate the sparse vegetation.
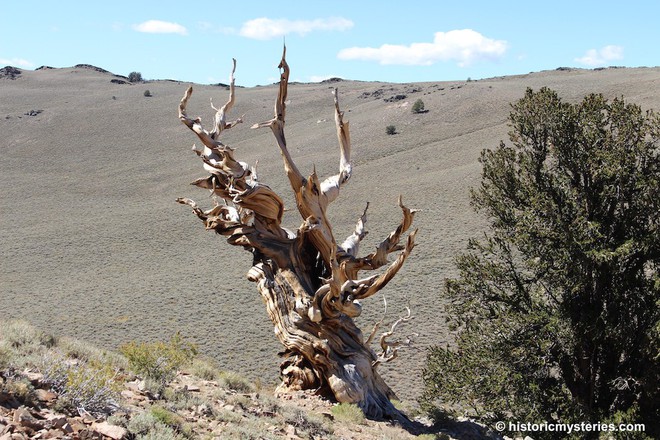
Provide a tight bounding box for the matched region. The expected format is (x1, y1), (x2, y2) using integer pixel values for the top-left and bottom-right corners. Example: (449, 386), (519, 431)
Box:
(41, 351), (122, 416)
(421, 87), (660, 438)
(128, 71), (143, 82)
(0, 321), (460, 439)
(218, 370), (254, 393)
(119, 333), (197, 389)
(412, 98), (426, 114)
(386, 124), (397, 135)
(331, 402), (366, 424)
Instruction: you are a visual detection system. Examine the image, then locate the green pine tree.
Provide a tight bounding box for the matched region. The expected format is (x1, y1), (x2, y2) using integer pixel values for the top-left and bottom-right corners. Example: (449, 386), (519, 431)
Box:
(421, 88), (660, 439)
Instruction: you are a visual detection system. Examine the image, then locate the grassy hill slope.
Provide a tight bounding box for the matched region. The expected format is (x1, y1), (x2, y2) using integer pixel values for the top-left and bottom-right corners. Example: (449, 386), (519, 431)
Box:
(1, 63), (659, 403)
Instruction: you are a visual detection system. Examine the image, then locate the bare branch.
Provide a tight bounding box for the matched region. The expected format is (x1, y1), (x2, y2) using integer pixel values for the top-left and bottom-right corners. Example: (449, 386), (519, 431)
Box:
(320, 88), (353, 204)
(251, 45), (305, 194)
(343, 197), (419, 278)
(366, 296), (387, 346)
(352, 229), (418, 300)
(339, 203), (369, 257)
(210, 58), (244, 139)
(372, 306), (414, 369)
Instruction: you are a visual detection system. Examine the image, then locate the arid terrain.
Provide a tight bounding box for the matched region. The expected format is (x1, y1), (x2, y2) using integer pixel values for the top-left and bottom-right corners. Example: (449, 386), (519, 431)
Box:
(2, 61), (659, 406)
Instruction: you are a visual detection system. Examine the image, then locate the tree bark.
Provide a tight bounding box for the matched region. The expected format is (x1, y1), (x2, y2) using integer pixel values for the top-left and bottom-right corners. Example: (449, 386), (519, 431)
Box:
(176, 47), (417, 421)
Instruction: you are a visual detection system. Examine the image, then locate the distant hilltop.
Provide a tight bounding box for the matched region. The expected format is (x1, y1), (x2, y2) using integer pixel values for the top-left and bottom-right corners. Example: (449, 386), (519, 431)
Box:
(2, 62), (654, 87)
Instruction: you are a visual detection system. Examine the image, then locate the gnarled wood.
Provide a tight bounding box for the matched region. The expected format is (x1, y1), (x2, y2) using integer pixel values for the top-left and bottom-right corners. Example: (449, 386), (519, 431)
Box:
(177, 48), (417, 422)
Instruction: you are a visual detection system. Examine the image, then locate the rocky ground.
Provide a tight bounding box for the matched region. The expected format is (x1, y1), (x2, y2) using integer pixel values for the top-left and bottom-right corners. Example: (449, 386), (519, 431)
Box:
(0, 320), (498, 440)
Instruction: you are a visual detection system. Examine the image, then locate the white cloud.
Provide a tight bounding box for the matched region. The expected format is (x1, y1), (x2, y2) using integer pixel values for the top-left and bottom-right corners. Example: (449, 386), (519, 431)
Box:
(337, 29), (507, 66)
(575, 45), (624, 66)
(239, 17), (353, 40)
(0, 57), (34, 68)
(133, 20), (188, 35)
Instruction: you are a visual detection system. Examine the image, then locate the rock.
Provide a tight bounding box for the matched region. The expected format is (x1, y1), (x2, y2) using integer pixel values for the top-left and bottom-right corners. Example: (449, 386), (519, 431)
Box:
(42, 429), (63, 439)
(196, 403), (212, 416)
(120, 390), (144, 401)
(91, 421), (127, 440)
(22, 371), (44, 385)
(184, 385), (200, 392)
(34, 389), (57, 403)
(78, 428), (103, 439)
(284, 424), (302, 439)
(0, 433), (10, 440)
(13, 408), (45, 431)
(60, 422), (74, 434)
(69, 421), (87, 433)
(136, 380), (147, 392)
(45, 415), (67, 429)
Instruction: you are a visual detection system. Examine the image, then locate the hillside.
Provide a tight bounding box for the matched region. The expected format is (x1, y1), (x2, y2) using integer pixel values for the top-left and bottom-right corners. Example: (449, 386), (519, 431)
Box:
(1, 62), (659, 407)
(2, 320), (488, 439)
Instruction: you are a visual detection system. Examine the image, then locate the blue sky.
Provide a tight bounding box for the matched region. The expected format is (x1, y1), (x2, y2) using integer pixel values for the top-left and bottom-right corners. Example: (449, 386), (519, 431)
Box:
(2, 1), (658, 86)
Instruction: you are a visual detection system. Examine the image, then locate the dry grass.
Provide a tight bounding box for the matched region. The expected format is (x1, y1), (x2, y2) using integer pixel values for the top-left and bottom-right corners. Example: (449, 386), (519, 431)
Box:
(1, 63), (659, 404)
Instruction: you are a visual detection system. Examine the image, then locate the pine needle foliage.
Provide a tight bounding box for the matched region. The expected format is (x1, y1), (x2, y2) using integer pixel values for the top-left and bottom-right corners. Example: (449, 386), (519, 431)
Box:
(421, 88), (660, 439)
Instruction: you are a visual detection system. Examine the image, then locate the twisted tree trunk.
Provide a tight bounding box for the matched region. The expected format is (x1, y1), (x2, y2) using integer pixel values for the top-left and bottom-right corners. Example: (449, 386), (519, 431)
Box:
(176, 48), (417, 420)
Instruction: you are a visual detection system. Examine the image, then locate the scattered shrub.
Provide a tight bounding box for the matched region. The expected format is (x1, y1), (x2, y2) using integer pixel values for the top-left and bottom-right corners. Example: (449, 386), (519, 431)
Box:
(162, 387), (207, 412)
(120, 333), (197, 388)
(284, 407), (333, 438)
(128, 412), (182, 440)
(0, 320), (55, 354)
(1, 375), (37, 406)
(411, 98), (426, 114)
(41, 351), (121, 416)
(190, 357), (220, 381)
(330, 402), (366, 425)
(57, 336), (127, 370)
(128, 71), (143, 83)
(218, 370), (254, 393)
(149, 405), (186, 433)
(386, 125), (397, 135)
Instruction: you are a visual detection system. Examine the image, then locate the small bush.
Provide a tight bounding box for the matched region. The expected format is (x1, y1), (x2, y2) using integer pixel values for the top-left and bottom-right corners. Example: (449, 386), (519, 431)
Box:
(149, 405), (186, 432)
(128, 71), (143, 83)
(284, 407), (333, 438)
(162, 387), (208, 412)
(120, 333), (197, 388)
(57, 336), (127, 370)
(0, 320), (55, 354)
(190, 357), (220, 381)
(330, 402), (366, 425)
(143, 89), (152, 97)
(41, 351), (121, 416)
(386, 125), (397, 135)
(1, 375), (37, 406)
(412, 98), (426, 114)
(218, 370), (254, 393)
(128, 412), (182, 440)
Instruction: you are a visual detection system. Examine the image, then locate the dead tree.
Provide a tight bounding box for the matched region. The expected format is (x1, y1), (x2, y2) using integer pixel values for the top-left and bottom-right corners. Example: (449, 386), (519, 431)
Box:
(176, 48), (417, 420)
